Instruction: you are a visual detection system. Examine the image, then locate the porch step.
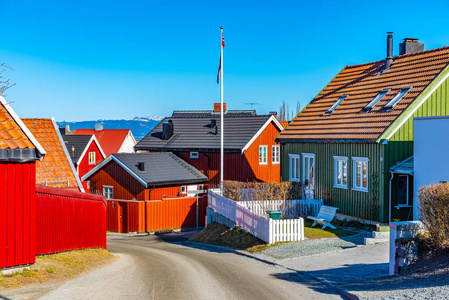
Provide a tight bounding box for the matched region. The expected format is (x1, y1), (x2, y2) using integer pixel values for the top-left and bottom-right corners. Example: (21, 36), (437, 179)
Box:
(364, 230), (390, 245)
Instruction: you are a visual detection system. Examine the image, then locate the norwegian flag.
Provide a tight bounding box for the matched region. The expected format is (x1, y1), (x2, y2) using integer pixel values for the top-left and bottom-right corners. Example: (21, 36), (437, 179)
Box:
(217, 31), (225, 84)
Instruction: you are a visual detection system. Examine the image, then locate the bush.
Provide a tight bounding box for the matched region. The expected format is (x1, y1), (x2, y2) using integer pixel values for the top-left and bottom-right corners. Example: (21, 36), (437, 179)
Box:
(222, 180), (303, 201)
(418, 183), (449, 248)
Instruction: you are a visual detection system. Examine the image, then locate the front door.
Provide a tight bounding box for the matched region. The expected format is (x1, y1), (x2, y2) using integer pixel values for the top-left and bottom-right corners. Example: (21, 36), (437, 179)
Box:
(303, 153), (315, 199)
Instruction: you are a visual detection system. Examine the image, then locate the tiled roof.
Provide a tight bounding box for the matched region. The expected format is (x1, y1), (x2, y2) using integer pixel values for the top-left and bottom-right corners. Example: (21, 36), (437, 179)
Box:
(83, 152), (208, 187)
(61, 135), (93, 163)
(22, 118), (81, 189)
(135, 115), (277, 151)
(1, 101), (35, 150)
(278, 46), (449, 142)
(74, 129), (131, 156)
(172, 110), (256, 118)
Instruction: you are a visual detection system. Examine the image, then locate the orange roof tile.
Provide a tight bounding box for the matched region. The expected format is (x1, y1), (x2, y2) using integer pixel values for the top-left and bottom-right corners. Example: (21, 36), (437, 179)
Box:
(74, 129), (130, 156)
(278, 46), (449, 142)
(22, 118), (80, 189)
(0, 100), (35, 150)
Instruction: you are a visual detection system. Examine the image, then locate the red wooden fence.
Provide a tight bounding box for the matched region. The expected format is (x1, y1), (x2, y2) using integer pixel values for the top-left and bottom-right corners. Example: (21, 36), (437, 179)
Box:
(107, 196), (207, 233)
(0, 162), (36, 269)
(36, 186), (107, 255)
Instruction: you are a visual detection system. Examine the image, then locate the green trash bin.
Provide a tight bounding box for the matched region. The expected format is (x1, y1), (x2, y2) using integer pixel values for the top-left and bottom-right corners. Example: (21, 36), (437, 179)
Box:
(266, 210), (282, 220)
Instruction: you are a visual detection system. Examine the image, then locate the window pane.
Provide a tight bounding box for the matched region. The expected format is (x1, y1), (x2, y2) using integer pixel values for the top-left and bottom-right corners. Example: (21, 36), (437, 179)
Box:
(362, 162), (368, 188)
(356, 162), (361, 187)
(337, 160), (342, 185)
(343, 160), (347, 185)
(295, 158), (299, 180)
(398, 176), (408, 205)
(309, 158), (314, 189)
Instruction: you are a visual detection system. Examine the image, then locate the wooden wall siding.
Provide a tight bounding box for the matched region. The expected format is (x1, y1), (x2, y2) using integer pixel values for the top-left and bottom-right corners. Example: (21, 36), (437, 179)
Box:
(89, 160), (147, 200)
(0, 162), (36, 269)
(35, 186), (107, 255)
(106, 196), (207, 233)
(78, 141), (105, 192)
(150, 186), (186, 200)
(281, 143), (386, 222)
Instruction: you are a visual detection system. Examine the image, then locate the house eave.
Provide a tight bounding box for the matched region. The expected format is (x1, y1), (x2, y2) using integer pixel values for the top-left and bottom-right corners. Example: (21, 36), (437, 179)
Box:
(276, 138), (379, 144)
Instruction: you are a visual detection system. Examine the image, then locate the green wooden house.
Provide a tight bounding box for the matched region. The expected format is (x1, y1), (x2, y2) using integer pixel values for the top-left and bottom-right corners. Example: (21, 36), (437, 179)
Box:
(277, 36), (449, 223)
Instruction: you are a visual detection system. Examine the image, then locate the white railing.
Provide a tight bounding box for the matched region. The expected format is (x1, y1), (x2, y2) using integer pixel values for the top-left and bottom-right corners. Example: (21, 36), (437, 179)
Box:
(208, 191), (305, 244)
(237, 199), (323, 219)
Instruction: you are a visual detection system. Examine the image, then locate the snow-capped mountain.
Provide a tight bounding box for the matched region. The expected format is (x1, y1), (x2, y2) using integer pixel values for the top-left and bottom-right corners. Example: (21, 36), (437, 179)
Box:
(58, 116), (163, 140)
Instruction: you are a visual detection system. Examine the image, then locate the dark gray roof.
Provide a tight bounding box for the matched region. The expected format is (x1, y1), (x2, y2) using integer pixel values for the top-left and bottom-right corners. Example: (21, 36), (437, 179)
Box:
(112, 152), (208, 186)
(135, 115), (274, 151)
(172, 110), (256, 118)
(62, 135), (92, 163)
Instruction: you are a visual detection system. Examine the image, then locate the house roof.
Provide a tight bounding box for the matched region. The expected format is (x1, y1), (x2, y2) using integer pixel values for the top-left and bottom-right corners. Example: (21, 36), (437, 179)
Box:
(0, 96), (45, 161)
(135, 115), (282, 152)
(390, 156), (413, 175)
(277, 46), (449, 142)
(22, 118), (83, 190)
(74, 129), (134, 156)
(62, 134), (105, 165)
(172, 110), (256, 118)
(82, 152), (208, 187)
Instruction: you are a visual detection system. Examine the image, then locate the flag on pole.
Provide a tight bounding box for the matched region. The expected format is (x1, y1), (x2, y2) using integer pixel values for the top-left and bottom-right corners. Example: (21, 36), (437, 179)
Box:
(217, 32), (225, 84)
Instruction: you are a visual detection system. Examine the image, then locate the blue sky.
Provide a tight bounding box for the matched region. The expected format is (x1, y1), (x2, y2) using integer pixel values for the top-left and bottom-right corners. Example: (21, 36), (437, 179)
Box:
(1, 0), (449, 121)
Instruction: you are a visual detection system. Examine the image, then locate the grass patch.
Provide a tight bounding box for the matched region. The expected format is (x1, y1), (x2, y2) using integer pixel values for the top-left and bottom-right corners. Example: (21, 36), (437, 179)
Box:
(304, 220), (358, 240)
(0, 248), (117, 291)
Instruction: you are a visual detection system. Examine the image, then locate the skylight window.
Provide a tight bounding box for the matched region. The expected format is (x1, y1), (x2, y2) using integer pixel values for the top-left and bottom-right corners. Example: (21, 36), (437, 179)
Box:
(324, 95), (348, 115)
(363, 89), (390, 112)
(383, 87), (412, 109)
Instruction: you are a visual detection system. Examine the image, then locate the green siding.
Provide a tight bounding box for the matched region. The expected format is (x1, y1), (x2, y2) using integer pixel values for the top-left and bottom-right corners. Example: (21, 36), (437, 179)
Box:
(281, 142), (385, 222)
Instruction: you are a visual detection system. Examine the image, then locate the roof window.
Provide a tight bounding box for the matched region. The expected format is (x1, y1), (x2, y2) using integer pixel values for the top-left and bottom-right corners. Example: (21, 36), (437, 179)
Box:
(324, 95), (348, 115)
(362, 89), (390, 112)
(383, 87), (412, 110)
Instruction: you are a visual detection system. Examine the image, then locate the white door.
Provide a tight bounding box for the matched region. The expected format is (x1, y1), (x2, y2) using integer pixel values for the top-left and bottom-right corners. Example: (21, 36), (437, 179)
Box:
(303, 153), (315, 199)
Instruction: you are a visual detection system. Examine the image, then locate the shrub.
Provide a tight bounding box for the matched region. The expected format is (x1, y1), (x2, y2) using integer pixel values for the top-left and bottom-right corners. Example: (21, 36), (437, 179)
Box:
(222, 180), (303, 201)
(418, 183), (449, 248)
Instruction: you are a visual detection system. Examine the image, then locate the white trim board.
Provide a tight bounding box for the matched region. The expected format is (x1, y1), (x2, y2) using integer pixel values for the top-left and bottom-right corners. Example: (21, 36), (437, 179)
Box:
(241, 115), (284, 154)
(76, 135), (106, 166)
(0, 95), (46, 157)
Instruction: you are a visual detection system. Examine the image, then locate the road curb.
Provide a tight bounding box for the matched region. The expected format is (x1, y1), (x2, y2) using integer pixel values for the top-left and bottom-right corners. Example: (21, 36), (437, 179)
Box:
(184, 241), (359, 300)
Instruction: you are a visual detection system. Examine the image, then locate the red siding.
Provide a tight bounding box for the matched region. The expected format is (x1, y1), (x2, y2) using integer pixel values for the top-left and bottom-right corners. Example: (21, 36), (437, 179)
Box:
(0, 162), (36, 269)
(35, 186), (107, 255)
(78, 140), (104, 192)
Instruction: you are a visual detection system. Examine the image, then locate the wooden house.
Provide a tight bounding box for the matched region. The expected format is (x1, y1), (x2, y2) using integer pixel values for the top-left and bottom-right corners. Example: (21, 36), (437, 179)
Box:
(135, 104), (284, 188)
(22, 118), (84, 192)
(81, 152), (208, 200)
(62, 134), (106, 192)
(277, 35), (449, 223)
(0, 96), (46, 269)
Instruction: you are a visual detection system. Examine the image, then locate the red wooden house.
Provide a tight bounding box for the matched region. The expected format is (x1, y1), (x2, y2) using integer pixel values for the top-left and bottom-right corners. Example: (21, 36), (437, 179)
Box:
(0, 96), (46, 269)
(22, 118), (84, 192)
(62, 134), (106, 192)
(135, 104), (284, 188)
(82, 152), (208, 200)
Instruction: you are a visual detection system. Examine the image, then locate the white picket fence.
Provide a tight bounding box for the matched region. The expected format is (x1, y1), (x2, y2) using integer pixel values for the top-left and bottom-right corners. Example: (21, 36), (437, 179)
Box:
(238, 199), (323, 219)
(208, 191), (305, 244)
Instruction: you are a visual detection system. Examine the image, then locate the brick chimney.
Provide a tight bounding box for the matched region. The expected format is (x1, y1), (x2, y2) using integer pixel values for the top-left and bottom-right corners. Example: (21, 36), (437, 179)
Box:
(214, 102), (227, 112)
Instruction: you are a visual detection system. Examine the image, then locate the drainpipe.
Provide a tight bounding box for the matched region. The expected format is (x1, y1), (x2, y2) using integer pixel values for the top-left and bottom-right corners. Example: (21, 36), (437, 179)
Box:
(389, 172), (394, 222)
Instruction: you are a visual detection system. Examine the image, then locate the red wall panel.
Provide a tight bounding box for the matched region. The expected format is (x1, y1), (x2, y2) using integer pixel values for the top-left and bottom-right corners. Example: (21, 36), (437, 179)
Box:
(35, 186), (107, 255)
(77, 141), (105, 192)
(0, 162), (36, 269)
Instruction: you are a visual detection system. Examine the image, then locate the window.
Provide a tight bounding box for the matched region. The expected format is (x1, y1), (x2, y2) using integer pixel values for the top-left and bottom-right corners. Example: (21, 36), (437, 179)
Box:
(363, 89), (390, 111)
(180, 186), (187, 194)
(272, 145), (280, 164)
(198, 184), (204, 192)
(259, 146), (267, 164)
(86, 181), (91, 189)
(334, 156), (348, 188)
(103, 186), (113, 199)
(190, 152), (199, 159)
(289, 154), (300, 182)
(397, 175), (409, 206)
(88, 152), (96, 165)
(324, 95), (348, 115)
(352, 157), (369, 192)
(383, 87), (412, 109)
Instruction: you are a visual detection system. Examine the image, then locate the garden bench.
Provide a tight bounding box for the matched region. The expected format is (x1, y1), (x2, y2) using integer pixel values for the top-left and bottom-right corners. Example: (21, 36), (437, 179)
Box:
(307, 205), (338, 230)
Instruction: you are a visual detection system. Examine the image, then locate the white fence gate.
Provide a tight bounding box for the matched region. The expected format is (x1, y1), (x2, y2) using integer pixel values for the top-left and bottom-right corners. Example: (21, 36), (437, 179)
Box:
(208, 191), (305, 244)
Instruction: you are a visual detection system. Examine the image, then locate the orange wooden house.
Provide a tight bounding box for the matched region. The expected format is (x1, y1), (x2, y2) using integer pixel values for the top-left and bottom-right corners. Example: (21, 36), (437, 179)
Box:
(135, 104), (284, 188)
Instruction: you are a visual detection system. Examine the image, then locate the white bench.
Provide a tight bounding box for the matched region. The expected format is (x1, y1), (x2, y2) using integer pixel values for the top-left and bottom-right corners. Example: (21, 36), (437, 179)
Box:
(307, 205), (338, 230)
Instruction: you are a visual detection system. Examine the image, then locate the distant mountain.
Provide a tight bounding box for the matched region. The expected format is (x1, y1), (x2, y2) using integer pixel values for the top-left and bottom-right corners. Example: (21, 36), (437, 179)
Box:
(58, 116), (163, 140)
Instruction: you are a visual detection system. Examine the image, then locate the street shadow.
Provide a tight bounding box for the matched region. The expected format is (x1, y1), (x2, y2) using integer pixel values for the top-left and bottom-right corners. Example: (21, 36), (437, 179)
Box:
(154, 231), (234, 254)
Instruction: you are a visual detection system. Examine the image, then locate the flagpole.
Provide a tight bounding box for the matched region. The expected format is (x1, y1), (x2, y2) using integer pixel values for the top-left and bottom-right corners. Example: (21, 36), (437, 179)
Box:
(220, 26), (224, 192)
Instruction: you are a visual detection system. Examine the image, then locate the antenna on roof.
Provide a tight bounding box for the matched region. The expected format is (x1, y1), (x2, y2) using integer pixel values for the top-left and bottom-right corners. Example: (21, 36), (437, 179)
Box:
(245, 102), (260, 110)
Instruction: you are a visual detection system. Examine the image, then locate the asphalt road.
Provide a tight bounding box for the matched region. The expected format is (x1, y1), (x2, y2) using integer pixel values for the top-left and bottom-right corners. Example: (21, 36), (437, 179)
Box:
(2, 232), (344, 300)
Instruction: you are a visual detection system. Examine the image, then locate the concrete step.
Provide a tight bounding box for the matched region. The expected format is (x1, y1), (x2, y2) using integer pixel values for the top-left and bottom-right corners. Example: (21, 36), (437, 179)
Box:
(364, 230), (390, 245)
(372, 231), (389, 239)
(364, 237), (389, 245)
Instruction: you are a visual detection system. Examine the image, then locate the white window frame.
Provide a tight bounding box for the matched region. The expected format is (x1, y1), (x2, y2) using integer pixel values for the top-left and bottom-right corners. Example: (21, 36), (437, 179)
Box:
(272, 145), (280, 164)
(103, 186), (113, 199)
(259, 145), (268, 165)
(396, 175), (410, 208)
(333, 156), (348, 189)
(190, 152), (199, 159)
(352, 157), (369, 192)
(88, 152), (96, 165)
(180, 186), (187, 194)
(288, 154), (300, 182)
